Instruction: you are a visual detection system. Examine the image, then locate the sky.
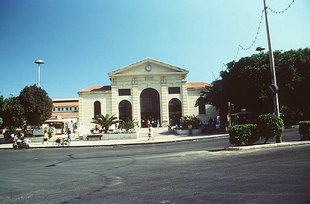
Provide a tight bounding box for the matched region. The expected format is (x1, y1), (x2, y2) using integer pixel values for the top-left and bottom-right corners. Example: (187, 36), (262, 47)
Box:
(0, 0), (309, 99)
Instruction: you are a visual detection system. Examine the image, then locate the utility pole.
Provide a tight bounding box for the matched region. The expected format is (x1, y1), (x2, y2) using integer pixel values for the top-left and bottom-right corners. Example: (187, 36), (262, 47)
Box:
(263, 0), (280, 117)
(263, 0), (281, 143)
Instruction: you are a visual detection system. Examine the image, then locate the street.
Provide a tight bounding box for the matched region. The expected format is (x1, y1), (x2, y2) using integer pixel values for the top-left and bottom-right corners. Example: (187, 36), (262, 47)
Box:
(0, 131), (309, 204)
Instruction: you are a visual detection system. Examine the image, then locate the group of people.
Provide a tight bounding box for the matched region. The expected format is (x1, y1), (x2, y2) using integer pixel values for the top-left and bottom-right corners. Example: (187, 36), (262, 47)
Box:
(42, 128), (72, 145)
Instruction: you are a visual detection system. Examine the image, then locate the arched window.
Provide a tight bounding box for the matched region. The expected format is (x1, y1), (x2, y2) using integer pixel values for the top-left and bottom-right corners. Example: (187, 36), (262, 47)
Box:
(119, 100), (132, 121)
(169, 98), (182, 126)
(94, 101), (101, 117)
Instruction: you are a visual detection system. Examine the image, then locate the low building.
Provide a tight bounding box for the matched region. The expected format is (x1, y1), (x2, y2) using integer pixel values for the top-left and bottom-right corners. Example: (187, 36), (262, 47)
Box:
(78, 58), (217, 131)
(51, 98), (79, 122)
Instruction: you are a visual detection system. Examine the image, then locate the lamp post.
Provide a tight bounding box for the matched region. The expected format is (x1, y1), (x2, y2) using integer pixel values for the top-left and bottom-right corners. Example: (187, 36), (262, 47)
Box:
(34, 59), (44, 87)
(263, 0), (280, 117)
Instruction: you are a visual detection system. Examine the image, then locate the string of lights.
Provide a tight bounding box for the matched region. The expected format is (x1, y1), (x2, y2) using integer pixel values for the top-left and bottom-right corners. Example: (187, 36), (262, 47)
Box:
(239, 9), (264, 51)
(223, 0), (295, 75)
(268, 0), (295, 14)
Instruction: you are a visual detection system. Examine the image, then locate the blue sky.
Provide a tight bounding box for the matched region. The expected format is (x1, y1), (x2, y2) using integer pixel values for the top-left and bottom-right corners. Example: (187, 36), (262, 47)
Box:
(0, 0), (309, 99)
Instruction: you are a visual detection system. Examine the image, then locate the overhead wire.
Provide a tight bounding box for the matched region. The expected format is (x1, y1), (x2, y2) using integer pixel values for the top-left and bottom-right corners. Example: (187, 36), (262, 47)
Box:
(267, 0), (295, 14)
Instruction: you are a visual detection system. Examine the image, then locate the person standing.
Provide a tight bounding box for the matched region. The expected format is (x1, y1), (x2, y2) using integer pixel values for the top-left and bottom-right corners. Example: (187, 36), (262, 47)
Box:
(42, 130), (49, 144)
(147, 124), (154, 141)
(67, 128), (71, 143)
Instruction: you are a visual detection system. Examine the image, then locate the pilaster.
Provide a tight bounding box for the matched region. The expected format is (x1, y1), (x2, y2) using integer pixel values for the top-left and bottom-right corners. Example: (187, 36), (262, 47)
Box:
(111, 78), (118, 118)
(131, 78), (140, 124)
(181, 81), (189, 116)
(160, 77), (169, 126)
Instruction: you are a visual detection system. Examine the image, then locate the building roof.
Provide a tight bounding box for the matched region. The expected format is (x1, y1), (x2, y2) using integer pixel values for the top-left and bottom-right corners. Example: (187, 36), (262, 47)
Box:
(53, 102), (78, 107)
(79, 86), (112, 93)
(186, 82), (211, 89)
(52, 98), (78, 102)
(108, 58), (189, 77)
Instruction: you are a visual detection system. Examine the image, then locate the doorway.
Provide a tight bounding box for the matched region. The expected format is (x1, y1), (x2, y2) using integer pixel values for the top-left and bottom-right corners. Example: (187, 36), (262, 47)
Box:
(140, 88), (160, 127)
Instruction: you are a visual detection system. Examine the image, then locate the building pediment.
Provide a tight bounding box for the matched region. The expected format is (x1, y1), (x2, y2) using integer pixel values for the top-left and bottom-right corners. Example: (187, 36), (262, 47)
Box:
(108, 58), (189, 78)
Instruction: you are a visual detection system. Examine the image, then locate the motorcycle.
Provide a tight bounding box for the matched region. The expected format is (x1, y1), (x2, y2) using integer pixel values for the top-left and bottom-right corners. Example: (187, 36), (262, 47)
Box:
(13, 136), (30, 150)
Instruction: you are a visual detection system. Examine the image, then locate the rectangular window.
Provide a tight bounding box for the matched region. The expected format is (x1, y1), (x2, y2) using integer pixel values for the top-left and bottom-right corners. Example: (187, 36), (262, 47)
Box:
(118, 89), (131, 96)
(168, 87), (180, 94)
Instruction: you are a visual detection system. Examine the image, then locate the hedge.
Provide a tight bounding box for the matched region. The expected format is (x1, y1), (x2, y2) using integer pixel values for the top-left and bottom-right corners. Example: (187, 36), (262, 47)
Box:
(256, 114), (284, 143)
(228, 124), (258, 146)
(299, 121), (310, 140)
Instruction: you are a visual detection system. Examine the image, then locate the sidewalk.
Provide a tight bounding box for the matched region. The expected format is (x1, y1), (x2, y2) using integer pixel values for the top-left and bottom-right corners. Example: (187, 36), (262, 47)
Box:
(0, 132), (229, 149)
(1, 128), (308, 150)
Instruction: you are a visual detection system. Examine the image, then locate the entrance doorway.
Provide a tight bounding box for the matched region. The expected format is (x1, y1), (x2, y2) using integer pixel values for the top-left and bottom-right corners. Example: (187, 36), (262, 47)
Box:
(140, 88), (160, 127)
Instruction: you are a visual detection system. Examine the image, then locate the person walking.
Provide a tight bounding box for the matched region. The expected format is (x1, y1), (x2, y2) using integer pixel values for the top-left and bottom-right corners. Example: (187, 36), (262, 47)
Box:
(147, 124), (154, 141)
(67, 128), (71, 144)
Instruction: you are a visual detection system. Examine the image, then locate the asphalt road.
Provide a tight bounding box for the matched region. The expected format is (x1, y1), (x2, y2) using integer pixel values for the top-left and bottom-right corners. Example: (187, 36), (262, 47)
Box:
(0, 130), (309, 204)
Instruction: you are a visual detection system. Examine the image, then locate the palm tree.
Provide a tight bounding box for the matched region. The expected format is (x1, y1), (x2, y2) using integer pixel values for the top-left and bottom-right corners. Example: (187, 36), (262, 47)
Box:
(91, 114), (118, 133)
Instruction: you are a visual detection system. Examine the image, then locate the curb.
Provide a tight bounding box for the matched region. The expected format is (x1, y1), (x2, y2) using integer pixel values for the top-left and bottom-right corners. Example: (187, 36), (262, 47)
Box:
(0, 134), (229, 150)
(226, 141), (310, 151)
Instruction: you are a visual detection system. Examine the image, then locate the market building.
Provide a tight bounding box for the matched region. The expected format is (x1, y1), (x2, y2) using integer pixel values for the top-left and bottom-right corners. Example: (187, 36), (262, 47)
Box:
(78, 58), (217, 131)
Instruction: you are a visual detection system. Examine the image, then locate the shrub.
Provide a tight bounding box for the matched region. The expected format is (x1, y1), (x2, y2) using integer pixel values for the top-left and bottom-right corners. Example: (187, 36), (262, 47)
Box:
(299, 121), (310, 140)
(256, 114), (284, 143)
(228, 124), (258, 146)
(119, 119), (136, 132)
(92, 114), (118, 133)
(180, 115), (200, 129)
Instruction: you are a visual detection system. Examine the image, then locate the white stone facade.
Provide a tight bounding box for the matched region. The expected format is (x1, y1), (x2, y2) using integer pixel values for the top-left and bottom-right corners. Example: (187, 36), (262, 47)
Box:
(78, 58), (217, 131)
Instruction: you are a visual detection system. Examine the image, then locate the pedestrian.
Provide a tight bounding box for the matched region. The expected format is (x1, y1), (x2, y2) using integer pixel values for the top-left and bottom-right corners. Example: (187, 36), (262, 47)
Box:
(67, 128), (71, 143)
(42, 130), (49, 144)
(147, 124), (154, 141)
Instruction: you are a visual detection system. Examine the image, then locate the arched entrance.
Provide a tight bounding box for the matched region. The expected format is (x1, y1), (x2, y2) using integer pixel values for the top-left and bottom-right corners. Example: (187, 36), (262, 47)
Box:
(140, 88), (160, 127)
(119, 100), (132, 121)
(169, 98), (182, 126)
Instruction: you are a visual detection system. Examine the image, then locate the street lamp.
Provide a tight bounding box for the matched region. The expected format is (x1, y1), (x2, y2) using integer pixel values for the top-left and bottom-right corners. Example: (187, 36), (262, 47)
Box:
(256, 46), (266, 52)
(34, 59), (44, 87)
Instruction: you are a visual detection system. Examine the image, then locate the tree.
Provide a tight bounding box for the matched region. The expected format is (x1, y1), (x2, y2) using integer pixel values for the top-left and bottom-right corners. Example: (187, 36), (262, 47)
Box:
(92, 114), (118, 133)
(19, 85), (53, 126)
(0, 95), (6, 128)
(198, 48), (310, 125)
(2, 97), (25, 130)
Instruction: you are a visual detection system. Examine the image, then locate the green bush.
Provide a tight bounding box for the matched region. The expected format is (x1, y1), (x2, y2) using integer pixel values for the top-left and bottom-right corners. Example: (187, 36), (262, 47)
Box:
(119, 119), (136, 132)
(256, 114), (284, 143)
(228, 124), (258, 145)
(180, 115), (200, 129)
(299, 121), (310, 140)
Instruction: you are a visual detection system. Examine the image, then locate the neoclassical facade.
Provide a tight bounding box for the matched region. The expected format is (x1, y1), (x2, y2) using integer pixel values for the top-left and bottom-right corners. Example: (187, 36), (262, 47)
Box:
(78, 58), (216, 130)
